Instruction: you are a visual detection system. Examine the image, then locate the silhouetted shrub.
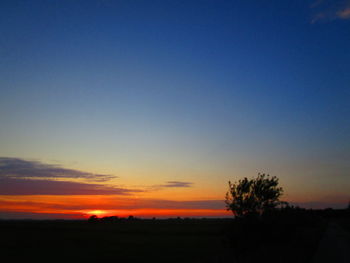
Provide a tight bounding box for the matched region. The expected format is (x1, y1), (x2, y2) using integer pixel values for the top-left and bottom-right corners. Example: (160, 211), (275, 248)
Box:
(225, 173), (285, 218)
(88, 215), (98, 223)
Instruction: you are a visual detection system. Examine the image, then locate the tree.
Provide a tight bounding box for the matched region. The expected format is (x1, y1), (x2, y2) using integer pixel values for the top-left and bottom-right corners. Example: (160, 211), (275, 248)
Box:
(225, 173), (285, 218)
(88, 215), (98, 223)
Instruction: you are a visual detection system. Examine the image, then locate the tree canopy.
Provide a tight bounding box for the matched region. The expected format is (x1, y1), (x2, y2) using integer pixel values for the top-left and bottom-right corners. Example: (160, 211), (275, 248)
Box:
(225, 173), (285, 218)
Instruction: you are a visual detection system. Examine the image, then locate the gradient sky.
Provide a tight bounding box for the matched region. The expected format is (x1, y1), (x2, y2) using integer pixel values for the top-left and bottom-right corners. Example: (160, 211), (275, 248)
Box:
(0, 0), (349, 219)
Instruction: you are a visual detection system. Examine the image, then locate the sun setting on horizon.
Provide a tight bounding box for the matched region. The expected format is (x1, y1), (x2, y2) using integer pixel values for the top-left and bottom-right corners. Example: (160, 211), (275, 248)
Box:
(86, 210), (107, 216)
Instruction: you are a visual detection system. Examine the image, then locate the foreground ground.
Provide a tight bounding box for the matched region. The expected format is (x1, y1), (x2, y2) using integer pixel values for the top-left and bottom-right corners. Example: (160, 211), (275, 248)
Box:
(1, 219), (232, 263)
(1, 211), (347, 263)
(313, 219), (350, 263)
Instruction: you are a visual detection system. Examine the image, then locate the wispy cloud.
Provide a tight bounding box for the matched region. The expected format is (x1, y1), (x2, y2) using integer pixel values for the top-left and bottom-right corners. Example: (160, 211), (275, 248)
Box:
(149, 181), (194, 190)
(0, 157), (115, 182)
(0, 158), (197, 197)
(159, 181), (193, 188)
(337, 7), (350, 18)
(311, 0), (350, 23)
(290, 201), (348, 209)
(0, 177), (143, 195)
(0, 157), (144, 195)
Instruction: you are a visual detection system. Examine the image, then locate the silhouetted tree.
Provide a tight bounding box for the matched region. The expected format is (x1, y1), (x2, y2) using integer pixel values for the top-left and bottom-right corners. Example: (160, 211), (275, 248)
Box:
(225, 173), (285, 218)
(88, 215), (98, 223)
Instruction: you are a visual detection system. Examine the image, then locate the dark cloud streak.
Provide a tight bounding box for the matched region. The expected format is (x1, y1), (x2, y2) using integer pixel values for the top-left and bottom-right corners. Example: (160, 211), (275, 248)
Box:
(155, 181), (193, 188)
(0, 177), (142, 195)
(310, 0), (350, 23)
(0, 157), (116, 182)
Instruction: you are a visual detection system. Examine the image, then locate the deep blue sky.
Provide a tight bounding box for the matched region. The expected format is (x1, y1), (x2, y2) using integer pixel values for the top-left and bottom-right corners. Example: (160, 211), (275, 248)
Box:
(0, 0), (349, 208)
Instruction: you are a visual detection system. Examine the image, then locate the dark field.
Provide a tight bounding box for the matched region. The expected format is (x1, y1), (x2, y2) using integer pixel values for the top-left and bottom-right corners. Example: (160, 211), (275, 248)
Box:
(1, 219), (232, 263)
(1, 210), (347, 263)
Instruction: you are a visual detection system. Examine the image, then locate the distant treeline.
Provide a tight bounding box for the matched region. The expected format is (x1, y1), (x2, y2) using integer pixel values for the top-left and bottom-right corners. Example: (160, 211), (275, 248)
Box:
(87, 206), (350, 223)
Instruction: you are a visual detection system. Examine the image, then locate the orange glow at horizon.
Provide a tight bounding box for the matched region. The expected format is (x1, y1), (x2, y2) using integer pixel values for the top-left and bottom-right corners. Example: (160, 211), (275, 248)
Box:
(86, 210), (107, 216)
(2, 191), (343, 219)
(0, 195), (232, 219)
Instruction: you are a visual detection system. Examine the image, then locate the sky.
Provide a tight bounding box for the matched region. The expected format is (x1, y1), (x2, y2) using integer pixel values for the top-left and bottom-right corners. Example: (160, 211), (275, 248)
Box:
(0, 0), (349, 219)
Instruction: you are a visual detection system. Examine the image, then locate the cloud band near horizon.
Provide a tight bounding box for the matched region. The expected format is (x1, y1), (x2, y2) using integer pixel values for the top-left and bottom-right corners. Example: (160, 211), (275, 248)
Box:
(0, 157), (116, 181)
(0, 157), (194, 195)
